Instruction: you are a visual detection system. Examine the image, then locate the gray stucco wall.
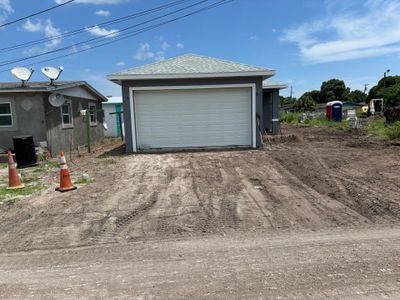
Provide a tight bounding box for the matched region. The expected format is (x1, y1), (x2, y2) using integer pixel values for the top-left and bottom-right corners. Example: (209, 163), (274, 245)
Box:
(0, 93), (47, 151)
(263, 89), (280, 134)
(120, 77), (264, 153)
(43, 93), (104, 156)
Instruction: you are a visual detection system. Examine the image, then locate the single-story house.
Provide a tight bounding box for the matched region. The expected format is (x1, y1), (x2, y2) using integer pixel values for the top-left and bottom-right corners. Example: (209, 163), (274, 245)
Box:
(107, 54), (286, 153)
(103, 96), (124, 138)
(0, 81), (107, 156)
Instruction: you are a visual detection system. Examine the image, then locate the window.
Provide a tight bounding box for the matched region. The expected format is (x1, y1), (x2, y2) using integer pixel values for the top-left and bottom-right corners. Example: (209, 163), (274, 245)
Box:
(61, 100), (73, 128)
(88, 103), (97, 126)
(0, 102), (13, 127)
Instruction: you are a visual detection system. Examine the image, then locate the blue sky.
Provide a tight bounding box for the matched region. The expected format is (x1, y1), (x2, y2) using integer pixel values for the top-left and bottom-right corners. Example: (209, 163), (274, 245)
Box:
(0, 0), (398, 97)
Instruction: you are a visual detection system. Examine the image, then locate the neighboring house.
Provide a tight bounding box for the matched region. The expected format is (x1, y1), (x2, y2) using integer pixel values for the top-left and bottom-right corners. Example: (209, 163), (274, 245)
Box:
(0, 81), (107, 156)
(107, 54), (285, 153)
(103, 96), (124, 138)
(263, 80), (288, 134)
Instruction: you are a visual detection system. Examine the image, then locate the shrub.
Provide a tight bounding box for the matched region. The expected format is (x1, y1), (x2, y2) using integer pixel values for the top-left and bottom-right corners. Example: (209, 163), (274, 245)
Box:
(365, 118), (400, 141)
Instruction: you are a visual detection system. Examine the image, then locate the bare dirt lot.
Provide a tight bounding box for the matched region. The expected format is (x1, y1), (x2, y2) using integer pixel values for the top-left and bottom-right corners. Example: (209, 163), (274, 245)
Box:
(0, 124), (399, 298)
(1, 226), (400, 299)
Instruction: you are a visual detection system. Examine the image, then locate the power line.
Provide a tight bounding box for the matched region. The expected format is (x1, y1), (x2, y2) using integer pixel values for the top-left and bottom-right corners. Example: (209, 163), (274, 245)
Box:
(0, 0), (212, 67)
(0, 0), (75, 29)
(0, 0), (233, 73)
(0, 0), (192, 53)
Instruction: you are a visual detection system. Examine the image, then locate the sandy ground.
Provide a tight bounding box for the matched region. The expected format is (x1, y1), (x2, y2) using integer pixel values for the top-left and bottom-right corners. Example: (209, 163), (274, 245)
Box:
(0, 124), (399, 298)
(0, 226), (400, 299)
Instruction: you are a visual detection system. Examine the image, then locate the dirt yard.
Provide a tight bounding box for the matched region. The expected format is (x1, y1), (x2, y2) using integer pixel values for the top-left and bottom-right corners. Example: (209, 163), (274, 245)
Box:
(0, 124), (399, 298)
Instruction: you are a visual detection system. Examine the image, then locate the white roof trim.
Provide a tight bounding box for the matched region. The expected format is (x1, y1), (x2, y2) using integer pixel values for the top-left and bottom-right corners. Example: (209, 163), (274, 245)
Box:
(107, 70), (275, 82)
(263, 83), (288, 90)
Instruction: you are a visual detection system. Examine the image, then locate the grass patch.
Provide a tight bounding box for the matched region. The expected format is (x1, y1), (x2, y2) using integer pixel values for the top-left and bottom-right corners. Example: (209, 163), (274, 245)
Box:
(0, 184), (46, 202)
(280, 111), (349, 129)
(74, 177), (95, 185)
(32, 161), (59, 173)
(303, 117), (349, 129)
(0, 163), (7, 169)
(365, 119), (400, 141)
(280, 111), (301, 124)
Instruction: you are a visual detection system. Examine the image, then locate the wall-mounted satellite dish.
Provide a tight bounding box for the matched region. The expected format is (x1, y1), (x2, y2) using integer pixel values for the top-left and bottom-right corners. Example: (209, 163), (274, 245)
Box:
(41, 66), (63, 85)
(11, 67), (34, 86)
(48, 93), (66, 107)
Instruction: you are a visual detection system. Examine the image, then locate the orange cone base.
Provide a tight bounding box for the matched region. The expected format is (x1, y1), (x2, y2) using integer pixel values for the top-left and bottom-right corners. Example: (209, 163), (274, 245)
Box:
(6, 184), (25, 190)
(55, 186), (77, 193)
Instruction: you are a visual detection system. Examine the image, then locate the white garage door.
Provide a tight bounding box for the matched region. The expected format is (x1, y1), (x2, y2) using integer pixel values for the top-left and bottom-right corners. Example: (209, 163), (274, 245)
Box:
(134, 87), (252, 150)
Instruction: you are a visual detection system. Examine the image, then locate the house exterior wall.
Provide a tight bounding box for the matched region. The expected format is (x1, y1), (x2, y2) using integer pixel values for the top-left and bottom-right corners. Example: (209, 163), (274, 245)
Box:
(0, 92), (47, 151)
(43, 93), (104, 156)
(120, 77), (264, 153)
(103, 103), (124, 137)
(263, 89), (280, 134)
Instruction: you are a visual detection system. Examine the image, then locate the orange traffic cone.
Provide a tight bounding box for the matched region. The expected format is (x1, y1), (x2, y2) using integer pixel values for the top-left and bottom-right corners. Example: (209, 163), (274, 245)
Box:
(7, 150), (24, 190)
(56, 151), (77, 192)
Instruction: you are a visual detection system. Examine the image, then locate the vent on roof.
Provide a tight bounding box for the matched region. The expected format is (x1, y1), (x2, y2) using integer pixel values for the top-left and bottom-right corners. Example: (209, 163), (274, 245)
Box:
(41, 66), (63, 85)
(11, 67), (34, 87)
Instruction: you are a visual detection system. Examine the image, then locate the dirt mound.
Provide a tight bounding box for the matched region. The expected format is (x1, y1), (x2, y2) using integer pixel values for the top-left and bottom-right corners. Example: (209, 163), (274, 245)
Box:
(264, 134), (299, 144)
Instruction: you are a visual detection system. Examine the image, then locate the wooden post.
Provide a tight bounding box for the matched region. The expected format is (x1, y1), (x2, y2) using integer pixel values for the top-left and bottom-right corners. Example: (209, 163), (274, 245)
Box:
(118, 113), (124, 141)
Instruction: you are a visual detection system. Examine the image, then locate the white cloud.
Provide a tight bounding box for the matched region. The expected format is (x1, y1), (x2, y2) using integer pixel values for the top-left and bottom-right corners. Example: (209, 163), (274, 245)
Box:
(176, 42), (184, 50)
(134, 43), (154, 60)
(22, 19), (43, 32)
(281, 0), (400, 63)
(21, 19), (62, 54)
(154, 51), (165, 62)
(55, 0), (126, 4)
(116, 61), (125, 67)
(0, 0), (13, 25)
(95, 9), (110, 16)
(85, 25), (119, 37)
(161, 41), (170, 51)
(69, 43), (91, 55)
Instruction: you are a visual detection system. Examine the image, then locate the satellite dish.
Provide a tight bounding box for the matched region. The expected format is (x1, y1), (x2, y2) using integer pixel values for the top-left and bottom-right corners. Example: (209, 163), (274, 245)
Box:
(11, 67), (34, 86)
(48, 93), (66, 107)
(41, 66), (63, 85)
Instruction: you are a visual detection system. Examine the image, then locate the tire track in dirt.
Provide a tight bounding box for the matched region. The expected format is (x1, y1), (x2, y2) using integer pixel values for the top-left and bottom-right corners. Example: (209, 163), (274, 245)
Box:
(240, 153), (370, 229)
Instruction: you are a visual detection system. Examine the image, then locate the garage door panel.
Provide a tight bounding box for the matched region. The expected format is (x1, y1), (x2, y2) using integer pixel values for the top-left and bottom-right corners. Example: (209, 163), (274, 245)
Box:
(135, 87), (252, 149)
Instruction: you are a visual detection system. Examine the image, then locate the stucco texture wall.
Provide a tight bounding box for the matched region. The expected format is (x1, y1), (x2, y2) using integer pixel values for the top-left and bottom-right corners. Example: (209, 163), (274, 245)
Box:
(0, 93), (47, 151)
(120, 77), (264, 153)
(43, 94), (104, 156)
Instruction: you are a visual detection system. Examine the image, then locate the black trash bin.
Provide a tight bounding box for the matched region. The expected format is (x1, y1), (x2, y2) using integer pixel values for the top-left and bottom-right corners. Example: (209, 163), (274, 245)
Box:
(13, 135), (37, 168)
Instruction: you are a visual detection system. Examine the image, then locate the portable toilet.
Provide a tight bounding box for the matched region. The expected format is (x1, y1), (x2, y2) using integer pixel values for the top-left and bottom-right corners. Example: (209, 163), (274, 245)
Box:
(326, 101), (343, 122)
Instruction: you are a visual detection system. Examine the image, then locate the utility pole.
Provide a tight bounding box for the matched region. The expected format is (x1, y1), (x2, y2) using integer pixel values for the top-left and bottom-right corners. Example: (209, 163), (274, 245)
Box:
(364, 84), (369, 94)
(290, 86), (293, 101)
(384, 69), (390, 88)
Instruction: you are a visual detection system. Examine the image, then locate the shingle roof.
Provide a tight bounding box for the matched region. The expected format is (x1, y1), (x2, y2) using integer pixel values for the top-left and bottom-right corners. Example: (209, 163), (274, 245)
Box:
(0, 81), (107, 101)
(262, 80), (288, 90)
(108, 54), (275, 82)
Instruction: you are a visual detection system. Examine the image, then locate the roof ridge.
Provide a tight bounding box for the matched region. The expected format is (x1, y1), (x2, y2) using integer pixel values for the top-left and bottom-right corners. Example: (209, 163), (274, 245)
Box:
(116, 55), (185, 74)
(183, 53), (268, 71)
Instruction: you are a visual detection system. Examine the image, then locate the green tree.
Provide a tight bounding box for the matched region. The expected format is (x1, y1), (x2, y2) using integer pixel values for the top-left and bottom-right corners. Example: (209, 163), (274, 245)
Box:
(307, 90), (321, 103)
(293, 93), (317, 112)
(320, 79), (349, 103)
(348, 90), (367, 103)
(280, 96), (296, 105)
(368, 76), (400, 108)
